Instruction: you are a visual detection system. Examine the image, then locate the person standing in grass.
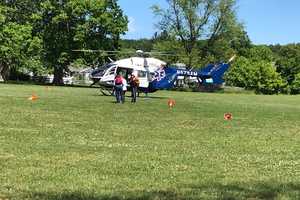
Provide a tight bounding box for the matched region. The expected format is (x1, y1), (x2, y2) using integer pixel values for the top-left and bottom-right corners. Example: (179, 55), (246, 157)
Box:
(129, 73), (139, 103)
(121, 76), (127, 103)
(114, 74), (123, 103)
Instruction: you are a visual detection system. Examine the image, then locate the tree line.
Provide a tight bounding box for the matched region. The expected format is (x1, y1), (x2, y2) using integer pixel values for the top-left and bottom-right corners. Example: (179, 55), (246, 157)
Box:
(0, 0), (299, 94)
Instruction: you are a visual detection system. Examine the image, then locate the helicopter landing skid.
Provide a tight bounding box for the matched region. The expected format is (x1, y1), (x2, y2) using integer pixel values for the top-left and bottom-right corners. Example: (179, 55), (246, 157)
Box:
(99, 86), (114, 96)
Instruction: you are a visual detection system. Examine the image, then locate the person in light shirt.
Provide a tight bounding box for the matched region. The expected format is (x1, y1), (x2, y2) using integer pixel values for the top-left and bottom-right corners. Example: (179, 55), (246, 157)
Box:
(121, 76), (127, 103)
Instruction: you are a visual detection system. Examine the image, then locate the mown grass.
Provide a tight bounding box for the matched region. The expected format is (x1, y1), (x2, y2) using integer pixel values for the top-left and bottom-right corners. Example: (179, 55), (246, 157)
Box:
(0, 83), (299, 200)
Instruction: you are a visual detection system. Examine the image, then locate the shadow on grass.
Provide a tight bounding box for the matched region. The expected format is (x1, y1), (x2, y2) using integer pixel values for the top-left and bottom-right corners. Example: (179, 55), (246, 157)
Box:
(22, 182), (300, 200)
(183, 182), (300, 200)
(27, 190), (181, 200)
(91, 93), (168, 100)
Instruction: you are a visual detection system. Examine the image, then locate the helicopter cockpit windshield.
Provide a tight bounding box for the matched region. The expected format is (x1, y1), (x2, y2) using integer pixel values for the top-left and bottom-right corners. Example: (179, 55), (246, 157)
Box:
(102, 63), (116, 70)
(90, 63), (116, 79)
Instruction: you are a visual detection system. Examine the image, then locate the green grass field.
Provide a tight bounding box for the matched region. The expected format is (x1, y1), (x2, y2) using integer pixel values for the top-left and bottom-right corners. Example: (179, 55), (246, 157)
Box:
(0, 84), (299, 200)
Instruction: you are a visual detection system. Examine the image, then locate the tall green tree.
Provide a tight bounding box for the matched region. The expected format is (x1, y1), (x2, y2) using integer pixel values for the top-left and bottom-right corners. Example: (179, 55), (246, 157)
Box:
(2, 0), (43, 24)
(246, 45), (274, 63)
(270, 44), (300, 85)
(0, 5), (42, 81)
(291, 72), (300, 94)
(200, 0), (251, 63)
(38, 0), (128, 85)
(152, 0), (243, 68)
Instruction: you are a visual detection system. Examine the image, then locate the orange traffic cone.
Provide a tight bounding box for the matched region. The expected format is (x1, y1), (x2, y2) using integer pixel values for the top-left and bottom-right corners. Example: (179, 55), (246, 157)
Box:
(224, 113), (233, 120)
(168, 99), (176, 109)
(28, 94), (38, 101)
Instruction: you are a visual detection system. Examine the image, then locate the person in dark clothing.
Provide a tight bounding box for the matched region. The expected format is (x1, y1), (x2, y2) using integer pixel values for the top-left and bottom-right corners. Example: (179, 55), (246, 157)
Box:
(129, 73), (139, 103)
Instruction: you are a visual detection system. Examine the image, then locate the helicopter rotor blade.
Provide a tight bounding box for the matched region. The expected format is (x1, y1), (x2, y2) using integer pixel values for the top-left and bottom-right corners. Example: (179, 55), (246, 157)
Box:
(72, 49), (184, 64)
(72, 49), (138, 54)
(72, 49), (178, 56)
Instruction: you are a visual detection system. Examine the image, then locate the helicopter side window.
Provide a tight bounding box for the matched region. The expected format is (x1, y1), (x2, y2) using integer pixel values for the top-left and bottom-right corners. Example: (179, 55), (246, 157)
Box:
(117, 67), (133, 80)
(108, 67), (116, 75)
(138, 70), (147, 78)
(149, 72), (155, 80)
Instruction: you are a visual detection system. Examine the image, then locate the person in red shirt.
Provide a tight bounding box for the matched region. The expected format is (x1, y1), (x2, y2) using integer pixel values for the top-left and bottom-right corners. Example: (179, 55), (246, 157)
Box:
(114, 74), (123, 103)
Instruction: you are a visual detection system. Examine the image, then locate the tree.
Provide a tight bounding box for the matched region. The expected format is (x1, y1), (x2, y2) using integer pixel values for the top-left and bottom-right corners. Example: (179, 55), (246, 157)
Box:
(270, 44), (300, 85)
(120, 39), (154, 52)
(291, 72), (300, 94)
(254, 61), (286, 94)
(200, 0), (251, 62)
(152, 0), (242, 68)
(246, 45), (274, 63)
(224, 57), (255, 88)
(2, 0), (43, 24)
(0, 5), (42, 81)
(153, 39), (185, 65)
(38, 0), (128, 85)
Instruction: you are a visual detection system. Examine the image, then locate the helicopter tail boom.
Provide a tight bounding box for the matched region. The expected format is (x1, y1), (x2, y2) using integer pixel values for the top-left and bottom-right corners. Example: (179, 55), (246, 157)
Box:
(149, 62), (230, 90)
(198, 63), (230, 84)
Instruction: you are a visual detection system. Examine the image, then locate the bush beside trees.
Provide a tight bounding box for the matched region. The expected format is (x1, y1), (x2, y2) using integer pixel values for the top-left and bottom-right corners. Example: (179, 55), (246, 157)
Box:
(225, 56), (286, 94)
(291, 73), (300, 94)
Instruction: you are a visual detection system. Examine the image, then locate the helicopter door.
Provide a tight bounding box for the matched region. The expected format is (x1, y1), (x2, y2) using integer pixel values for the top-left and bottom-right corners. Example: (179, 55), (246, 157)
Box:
(137, 70), (149, 88)
(116, 67), (133, 80)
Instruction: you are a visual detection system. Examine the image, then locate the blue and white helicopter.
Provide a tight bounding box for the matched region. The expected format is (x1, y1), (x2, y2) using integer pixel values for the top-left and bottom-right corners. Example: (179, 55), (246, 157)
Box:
(85, 50), (235, 95)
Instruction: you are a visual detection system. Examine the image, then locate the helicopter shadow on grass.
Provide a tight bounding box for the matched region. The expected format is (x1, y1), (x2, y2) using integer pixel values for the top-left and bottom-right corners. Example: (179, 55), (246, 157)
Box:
(22, 182), (300, 200)
(89, 85), (169, 100)
(91, 93), (169, 103)
(136, 91), (171, 99)
(107, 96), (169, 104)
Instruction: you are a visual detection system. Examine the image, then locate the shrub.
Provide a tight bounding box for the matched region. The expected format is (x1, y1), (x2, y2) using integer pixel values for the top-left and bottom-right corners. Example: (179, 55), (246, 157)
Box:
(225, 57), (286, 94)
(291, 73), (300, 94)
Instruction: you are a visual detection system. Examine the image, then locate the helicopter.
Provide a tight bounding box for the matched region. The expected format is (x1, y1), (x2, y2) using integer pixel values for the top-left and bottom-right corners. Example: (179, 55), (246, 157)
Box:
(74, 49), (235, 95)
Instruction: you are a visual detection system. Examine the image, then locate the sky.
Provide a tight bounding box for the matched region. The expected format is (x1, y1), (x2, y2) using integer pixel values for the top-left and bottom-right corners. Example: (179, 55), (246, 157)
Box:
(118, 0), (300, 45)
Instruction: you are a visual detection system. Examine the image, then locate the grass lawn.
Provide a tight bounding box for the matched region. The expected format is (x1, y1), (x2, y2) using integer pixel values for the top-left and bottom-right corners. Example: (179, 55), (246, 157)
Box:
(0, 84), (299, 200)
